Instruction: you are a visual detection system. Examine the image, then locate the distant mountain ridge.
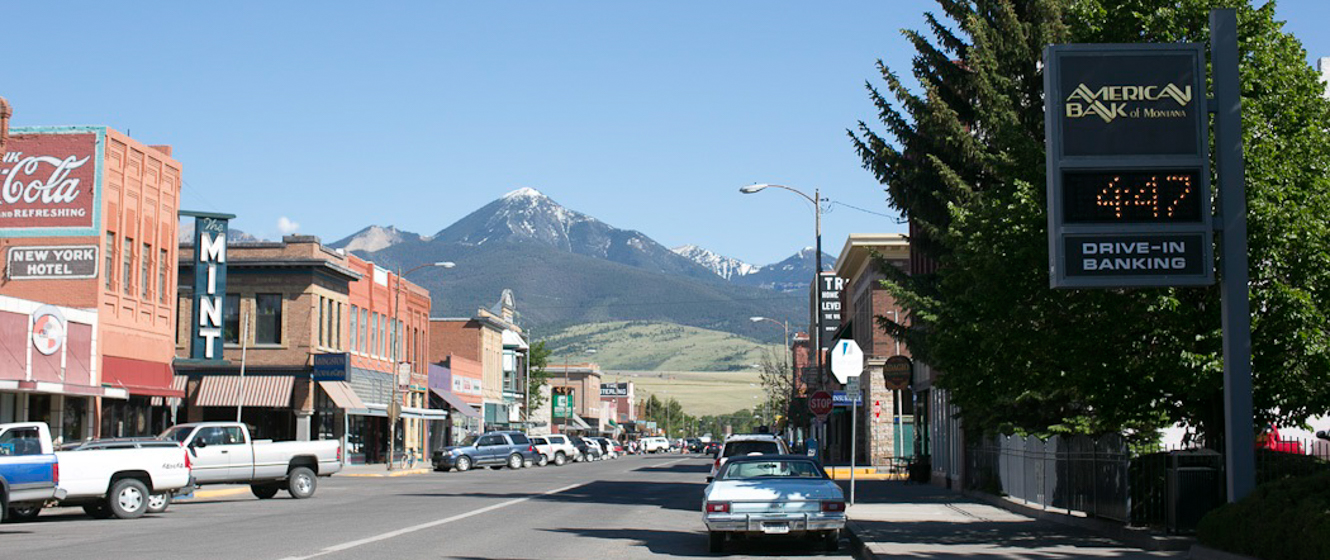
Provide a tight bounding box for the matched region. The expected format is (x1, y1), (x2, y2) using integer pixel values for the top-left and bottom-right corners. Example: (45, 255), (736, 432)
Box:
(670, 245), (759, 280)
(326, 188), (828, 342)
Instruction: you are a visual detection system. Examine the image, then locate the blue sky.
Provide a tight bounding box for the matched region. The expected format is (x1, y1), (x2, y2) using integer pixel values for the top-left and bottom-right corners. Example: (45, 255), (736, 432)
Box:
(5, 1), (1327, 265)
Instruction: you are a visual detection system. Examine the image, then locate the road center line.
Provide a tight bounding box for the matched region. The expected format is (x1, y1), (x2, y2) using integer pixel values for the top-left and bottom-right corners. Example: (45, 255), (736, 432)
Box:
(276, 482), (587, 560)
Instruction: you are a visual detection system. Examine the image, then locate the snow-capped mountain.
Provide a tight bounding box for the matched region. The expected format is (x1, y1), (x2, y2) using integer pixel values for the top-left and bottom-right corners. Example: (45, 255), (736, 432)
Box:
(732, 247), (835, 292)
(329, 225), (427, 254)
(432, 188), (719, 280)
(671, 245), (760, 280)
(178, 220), (263, 244)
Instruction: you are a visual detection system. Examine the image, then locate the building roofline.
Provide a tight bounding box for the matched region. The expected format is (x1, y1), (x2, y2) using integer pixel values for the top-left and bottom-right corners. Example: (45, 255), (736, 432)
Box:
(834, 233), (909, 277)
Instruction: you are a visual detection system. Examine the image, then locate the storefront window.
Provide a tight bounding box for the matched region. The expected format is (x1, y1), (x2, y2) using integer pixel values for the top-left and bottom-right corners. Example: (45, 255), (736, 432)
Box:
(256, 293), (282, 344)
(62, 397), (87, 443)
(224, 294), (241, 344)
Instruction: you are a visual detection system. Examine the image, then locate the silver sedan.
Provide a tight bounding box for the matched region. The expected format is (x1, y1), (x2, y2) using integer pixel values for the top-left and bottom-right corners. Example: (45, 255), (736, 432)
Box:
(701, 455), (846, 553)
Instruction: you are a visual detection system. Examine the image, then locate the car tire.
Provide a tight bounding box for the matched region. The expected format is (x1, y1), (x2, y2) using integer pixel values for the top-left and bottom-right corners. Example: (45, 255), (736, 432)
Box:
(146, 492), (172, 514)
(106, 478), (150, 519)
(554, 452), (567, 466)
(6, 504), (42, 522)
(537, 455), (548, 467)
(455, 456), (472, 472)
(251, 483), (280, 499)
(823, 529), (839, 552)
(708, 531), (725, 553)
(287, 467), (317, 499)
(507, 453), (523, 470)
(83, 504), (113, 519)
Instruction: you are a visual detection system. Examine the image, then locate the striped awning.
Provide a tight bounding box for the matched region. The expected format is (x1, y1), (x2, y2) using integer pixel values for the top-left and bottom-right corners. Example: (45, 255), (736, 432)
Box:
(149, 376), (190, 407)
(194, 375), (295, 408)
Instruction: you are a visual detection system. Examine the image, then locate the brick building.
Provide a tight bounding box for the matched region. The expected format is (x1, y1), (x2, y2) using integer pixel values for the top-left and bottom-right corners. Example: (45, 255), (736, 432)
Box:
(831, 233), (911, 467)
(547, 363), (603, 434)
(429, 292), (527, 431)
(0, 126), (183, 439)
(175, 236), (437, 464)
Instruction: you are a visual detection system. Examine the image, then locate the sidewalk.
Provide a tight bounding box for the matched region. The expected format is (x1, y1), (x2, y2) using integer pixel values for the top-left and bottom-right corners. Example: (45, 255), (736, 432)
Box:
(843, 480), (1184, 559)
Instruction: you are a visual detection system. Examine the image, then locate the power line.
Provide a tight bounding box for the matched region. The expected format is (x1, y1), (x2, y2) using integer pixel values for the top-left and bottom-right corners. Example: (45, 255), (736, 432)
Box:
(828, 199), (904, 222)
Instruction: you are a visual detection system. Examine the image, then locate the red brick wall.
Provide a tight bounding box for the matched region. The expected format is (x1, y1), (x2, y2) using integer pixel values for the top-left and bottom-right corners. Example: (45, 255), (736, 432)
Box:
(430, 320), (480, 363)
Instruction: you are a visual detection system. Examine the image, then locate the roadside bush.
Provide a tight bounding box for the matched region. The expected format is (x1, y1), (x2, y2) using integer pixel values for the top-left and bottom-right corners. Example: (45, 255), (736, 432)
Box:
(1197, 471), (1330, 560)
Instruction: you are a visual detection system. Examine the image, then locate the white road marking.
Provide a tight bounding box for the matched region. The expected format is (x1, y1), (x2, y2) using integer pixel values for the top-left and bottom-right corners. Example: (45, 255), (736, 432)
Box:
(276, 482), (587, 560)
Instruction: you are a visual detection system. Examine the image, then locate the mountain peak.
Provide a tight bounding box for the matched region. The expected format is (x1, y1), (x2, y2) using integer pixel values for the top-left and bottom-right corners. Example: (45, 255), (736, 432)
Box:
(671, 245), (760, 280)
(329, 225), (425, 253)
(502, 187), (546, 200)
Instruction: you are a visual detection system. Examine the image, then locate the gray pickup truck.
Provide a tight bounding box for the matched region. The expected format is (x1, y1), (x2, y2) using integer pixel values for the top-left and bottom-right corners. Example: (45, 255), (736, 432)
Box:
(160, 422), (342, 499)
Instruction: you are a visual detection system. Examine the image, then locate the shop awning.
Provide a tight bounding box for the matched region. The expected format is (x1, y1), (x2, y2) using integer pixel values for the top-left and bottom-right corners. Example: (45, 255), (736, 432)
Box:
(401, 407), (448, 420)
(194, 375), (294, 408)
(429, 386), (482, 419)
(149, 376), (191, 406)
(319, 381), (366, 410)
(568, 413), (592, 431)
(103, 356), (183, 398)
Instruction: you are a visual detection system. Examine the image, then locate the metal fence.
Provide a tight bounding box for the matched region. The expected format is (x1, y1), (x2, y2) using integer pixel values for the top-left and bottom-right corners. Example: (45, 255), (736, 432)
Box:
(967, 432), (1330, 528)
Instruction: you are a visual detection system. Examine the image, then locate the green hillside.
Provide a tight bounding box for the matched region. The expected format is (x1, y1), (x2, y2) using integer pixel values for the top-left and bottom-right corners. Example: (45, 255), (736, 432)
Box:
(612, 370), (766, 417)
(540, 321), (781, 371)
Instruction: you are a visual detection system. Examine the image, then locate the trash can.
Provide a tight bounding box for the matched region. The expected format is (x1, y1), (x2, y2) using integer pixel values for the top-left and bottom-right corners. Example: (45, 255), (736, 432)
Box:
(1166, 449), (1222, 534)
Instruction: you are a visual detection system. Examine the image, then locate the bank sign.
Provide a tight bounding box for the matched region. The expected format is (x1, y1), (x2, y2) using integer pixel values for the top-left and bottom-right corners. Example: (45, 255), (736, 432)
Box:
(1044, 44), (1213, 288)
(0, 127), (103, 237)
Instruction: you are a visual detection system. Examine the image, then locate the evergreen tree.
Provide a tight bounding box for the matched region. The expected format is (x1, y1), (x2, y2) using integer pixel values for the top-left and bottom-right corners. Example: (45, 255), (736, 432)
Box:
(852, 0), (1330, 442)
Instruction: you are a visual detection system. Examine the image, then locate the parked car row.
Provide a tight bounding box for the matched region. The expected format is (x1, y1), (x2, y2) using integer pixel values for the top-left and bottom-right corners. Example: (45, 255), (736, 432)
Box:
(432, 432), (633, 472)
(0, 420), (342, 523)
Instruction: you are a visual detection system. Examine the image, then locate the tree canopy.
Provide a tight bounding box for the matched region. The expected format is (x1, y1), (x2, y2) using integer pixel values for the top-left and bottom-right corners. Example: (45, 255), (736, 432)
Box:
(852, 0), (1330, 442)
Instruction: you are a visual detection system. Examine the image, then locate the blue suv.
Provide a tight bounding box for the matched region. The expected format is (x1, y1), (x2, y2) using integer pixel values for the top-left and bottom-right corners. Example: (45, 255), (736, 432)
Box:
(433, 431), (537, 472)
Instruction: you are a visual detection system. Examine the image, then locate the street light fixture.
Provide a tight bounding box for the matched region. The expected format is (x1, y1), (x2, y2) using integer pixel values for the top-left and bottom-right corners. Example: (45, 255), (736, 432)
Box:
(739, 184), (823, 381)
(388, 260), (456, 471)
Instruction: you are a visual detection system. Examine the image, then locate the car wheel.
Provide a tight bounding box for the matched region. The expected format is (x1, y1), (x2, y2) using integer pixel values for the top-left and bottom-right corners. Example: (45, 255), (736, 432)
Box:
(251, 483), (280, 499)
(455, 456), (472, 472)
(6, 504), (42, 522)
(83, 504), (114, 519)
(554, 452), (567, 466)
(146, 492), (172, 514)
(823, 529), (839, 552)
(708, 531), (726, 553)
(507, 453), (523, 470)
(537, 455), (548, 467)
(287, 467), (317, 499)
(107, 478), (149, 519)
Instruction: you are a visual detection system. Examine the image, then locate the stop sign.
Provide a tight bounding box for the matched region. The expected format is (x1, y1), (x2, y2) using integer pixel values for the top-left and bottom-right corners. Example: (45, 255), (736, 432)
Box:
(809, 391), (834, 420)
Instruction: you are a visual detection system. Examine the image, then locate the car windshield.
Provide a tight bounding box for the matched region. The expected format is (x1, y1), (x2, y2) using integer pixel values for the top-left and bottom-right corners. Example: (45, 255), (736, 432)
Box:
(721, 460), (825, 480)
(722, 441), (781, 457)
(160, 426), (192, 444)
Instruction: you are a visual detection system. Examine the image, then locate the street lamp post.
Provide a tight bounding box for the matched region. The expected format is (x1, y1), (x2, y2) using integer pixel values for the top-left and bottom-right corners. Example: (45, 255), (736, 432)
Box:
(742, 183), (824, 455)
(388, 261), (454, 471)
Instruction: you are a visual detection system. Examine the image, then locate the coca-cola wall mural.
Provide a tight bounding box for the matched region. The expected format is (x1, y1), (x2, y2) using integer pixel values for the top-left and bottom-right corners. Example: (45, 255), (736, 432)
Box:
(0, 127), (103, 236)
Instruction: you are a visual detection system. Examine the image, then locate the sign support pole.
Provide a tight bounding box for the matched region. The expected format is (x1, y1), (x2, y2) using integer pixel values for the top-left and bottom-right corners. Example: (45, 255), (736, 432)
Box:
(1210, 8), (1255, 503)
(849, 380), (858, 506)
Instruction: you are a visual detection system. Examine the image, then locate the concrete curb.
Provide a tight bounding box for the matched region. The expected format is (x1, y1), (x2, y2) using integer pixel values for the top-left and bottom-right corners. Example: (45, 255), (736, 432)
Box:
(184, 487), (250, 500)
(1188, 544), (1261, 560)
(845, 519), (879, 560)
(963, 489), (1194, 552)
(341, 468), (432, 478)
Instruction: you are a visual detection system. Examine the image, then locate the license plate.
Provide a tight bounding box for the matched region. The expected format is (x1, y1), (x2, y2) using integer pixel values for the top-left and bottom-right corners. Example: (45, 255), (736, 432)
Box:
(761, 523), (790, 535)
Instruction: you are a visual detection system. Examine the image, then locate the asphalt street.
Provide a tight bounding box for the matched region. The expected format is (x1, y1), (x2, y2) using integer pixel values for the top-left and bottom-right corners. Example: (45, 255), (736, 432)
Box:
(0, 454), (854, 560)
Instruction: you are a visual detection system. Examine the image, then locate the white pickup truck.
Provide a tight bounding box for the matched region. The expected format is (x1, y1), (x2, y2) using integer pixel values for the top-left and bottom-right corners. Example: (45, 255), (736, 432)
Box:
(0, 422), (193, 521)
(160, 422), (342, 499)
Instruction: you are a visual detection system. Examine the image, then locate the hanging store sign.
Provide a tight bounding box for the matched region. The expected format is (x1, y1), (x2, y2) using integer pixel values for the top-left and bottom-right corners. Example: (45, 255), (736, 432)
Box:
(6, 245), (98, 280)
(185, 211), (234, 361)
(882, 355), (912, 391)
(600, 383), (629, 397)
(1044, 44), (1213, 288)
(817, 273), (845, 349)
(312, 353), (349, 381)
(30, 305), (67, 356)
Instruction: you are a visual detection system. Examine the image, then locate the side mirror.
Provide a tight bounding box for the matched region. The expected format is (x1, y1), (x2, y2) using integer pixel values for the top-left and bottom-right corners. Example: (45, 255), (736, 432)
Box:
(192, 439), (207, 449)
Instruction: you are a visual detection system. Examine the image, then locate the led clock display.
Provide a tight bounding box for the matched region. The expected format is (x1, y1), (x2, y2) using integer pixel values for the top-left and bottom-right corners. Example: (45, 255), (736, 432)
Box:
(1062, 170), (1203, 224)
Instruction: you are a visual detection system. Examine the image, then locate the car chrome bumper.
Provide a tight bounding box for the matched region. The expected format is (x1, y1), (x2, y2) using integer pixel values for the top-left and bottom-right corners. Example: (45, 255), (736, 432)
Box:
(704, 512), (846, 533)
